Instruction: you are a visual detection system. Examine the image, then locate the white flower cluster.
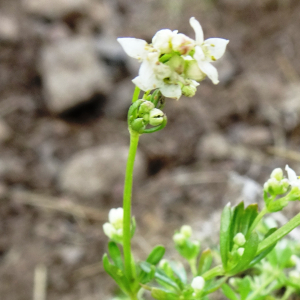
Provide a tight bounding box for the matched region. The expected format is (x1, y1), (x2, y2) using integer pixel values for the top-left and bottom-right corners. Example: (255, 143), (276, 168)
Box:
(118, 17), (229, 100)
(103, 208), (124, 244)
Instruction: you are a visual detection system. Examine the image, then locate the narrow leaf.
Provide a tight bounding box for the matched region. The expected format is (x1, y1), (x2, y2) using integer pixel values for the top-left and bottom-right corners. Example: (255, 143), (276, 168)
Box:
(221, 284), (239, 300)
(198, 248), (213, 275)
(147, 245), (166, 265)
(108, 241), (123, 270)
(220, 202), (232, 271)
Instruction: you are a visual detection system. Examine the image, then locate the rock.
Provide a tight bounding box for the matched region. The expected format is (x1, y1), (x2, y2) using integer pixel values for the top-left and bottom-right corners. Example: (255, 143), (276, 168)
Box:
(228, 124), (272, 146)
(0, 119), (12, 142)
(104, 79), (133, 119)
(197, 132), (231, 160)
(40, 36), (111, 114)
(280, 83), (300, 131)
(59, 145), (146, 198)
(0, 14), (19, 42)
(23, 0), (90, 19)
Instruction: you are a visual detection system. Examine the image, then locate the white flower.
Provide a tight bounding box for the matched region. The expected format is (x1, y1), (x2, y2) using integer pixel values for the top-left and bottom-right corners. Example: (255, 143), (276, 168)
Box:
(189, 17), (229, 84)
(108, 207), (123, 229)
(285, 165), (300, 188)
(152, 29), (177, 53)
(172, 33), (195, 55)
(191, 276), (205, 291)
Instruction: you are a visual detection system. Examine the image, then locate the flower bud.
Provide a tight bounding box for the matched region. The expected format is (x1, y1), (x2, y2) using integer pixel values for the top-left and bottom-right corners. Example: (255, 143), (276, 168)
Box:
(184, 60), (206, 81)
(182, 84), (197, 97)
(180, 225), (192, 238)
(233, 233), (246, 246)
(139, 101), (155, 114)
(173, 233), (186, 246)
(131, 118), (146, 132)
(149, 108), (164, 126)
(172, 33), (195, 55)
(237, 247), (244, 257)
(103, 222), (116, 239)
(166, 55), (185, 74)
(270, 168), (283, 181)
(109, 208), (123, 229)
(191, 276), (205, 291)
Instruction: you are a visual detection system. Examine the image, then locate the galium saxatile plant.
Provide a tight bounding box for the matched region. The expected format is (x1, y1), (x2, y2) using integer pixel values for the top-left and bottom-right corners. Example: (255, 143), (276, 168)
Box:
(102, 17), (300, 300)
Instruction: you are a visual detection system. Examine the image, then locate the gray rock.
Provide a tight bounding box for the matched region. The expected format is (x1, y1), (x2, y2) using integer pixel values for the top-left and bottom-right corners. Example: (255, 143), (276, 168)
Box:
(197, 132), (231, 160)
(280, 83), (300, 130)
(0, 14), (19, 42)
(23, 0), (90, 19)
(40, 36), (111, 114)
(59, 145), (146, 198)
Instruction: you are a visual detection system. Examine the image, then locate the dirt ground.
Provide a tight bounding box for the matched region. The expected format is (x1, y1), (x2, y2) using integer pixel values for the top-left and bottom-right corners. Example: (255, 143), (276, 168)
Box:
(1, 0), (300, 299)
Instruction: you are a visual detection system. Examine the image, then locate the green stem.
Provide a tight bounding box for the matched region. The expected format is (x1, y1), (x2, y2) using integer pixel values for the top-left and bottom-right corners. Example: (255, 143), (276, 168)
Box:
(257, 211), (300, 255)
(282, 286), (294, 300)
(246, 274), (277, 300)
(202, 265), (224, 281)
(188, 258), (197, 277)
(123, 131), (140, 281)
(246, 207), (268, 239)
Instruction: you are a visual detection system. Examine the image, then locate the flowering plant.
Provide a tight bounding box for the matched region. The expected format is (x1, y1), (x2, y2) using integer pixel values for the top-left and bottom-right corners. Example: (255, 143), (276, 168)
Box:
(103, 17), (300, 300)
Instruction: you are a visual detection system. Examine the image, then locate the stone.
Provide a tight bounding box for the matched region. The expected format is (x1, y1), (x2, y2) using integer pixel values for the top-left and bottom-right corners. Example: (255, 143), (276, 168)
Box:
(0, 14), (19, 42)
(197, 132), (231, 160)
(59, 145), (146, 198)
(23, 0), (90, 19)
(40, 36), (111, 114)
(228, 124), (272, 146)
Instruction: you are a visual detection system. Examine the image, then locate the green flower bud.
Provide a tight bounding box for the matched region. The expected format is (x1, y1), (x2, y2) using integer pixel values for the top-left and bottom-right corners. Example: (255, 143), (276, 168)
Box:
(191, 276), (205, 291)
(270, 168), (283, 181)
(184, 60), (206, 81)
(237, 247), (244, 257)
(180, 225), (192, 238)
(265, 178), (289, 195)
(131, 118), (146, 133)
(166, 54), (185, 74)
(233, 233), (246, 246)
(173, 233), (186, 246)
(182, 84), (197, 97)
(149, 108), (164, 126)
(139, 101), (155, 114)
(288, 186), (300, 201)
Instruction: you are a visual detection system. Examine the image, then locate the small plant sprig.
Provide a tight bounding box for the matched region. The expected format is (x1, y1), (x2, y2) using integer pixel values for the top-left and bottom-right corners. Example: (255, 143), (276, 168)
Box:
(102, 17), (300, 300)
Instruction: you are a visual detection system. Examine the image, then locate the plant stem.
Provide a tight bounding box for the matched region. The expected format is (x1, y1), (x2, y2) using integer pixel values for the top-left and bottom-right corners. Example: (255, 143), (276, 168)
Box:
(202, 265), (224, 281)
(246, 273), (277, 300)
(257, 211), (300, 255)
(123, 131), (140, 281)
(282, 286), (294, 300)
(246, 207), (268, 239)
(188, 258), (197, 277)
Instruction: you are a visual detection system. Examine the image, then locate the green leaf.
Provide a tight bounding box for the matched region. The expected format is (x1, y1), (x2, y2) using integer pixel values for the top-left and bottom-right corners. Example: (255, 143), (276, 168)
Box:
(108, 241), (123, 270)
(169, 261), (187, 285)
(203, 277), (227, 295)
(221, 284), (239, 300)
(238, 276), (252, 300)
(198, 248), (213, 275)
(140, 262), (179, 291)
(220, 202), (232, 271)
(248, 228), (277, 268)
(240, 204), (258, 236)
(102, 254), (131, 295)
(138, 262), (155, 284)
(230, 202), (245, 250)
(229, 231), (259, 276)
(151, 288), (178, 300)
(147, 245), (166, 265)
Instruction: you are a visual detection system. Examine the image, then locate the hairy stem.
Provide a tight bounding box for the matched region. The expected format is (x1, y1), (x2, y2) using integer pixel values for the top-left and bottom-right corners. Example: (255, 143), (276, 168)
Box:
(123, 131), (140, 281)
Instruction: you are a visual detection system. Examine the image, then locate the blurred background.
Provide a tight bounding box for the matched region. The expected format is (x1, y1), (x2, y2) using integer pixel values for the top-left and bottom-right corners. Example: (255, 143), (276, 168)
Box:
(1, 0), (300, 299)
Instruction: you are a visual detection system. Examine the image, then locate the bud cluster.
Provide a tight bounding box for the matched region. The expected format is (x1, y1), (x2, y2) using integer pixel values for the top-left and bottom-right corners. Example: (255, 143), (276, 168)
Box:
(173, 225), (200, 260)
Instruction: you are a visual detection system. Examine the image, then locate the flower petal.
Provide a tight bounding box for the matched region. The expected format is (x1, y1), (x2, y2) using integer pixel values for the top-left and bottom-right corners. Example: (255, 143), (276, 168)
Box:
(152, 29), (174, 53)
(189, 17), (204, 44)
(285, 165), (298, 183)
(194, 46), (219, 84)
(204, 38), (229, 61)
(117, 38), (148, 60)
(160, 83), (182, 100)
(172, 33), (195, 55)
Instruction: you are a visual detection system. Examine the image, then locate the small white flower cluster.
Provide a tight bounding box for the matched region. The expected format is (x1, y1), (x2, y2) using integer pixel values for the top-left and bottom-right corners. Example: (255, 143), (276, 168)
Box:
(118, 17), (229, 100)
(103, 208), (124, 244)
